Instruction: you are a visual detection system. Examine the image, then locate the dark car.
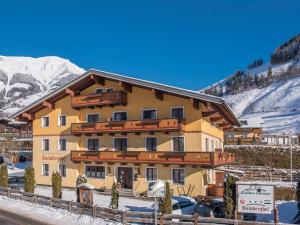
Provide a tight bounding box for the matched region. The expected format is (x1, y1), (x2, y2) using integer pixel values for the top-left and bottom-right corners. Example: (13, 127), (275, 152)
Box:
(194, 197), (257, 221)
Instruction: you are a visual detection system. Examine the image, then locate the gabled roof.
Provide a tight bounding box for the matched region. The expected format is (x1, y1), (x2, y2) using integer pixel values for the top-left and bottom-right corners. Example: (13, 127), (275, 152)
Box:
(11, 69), (240, 126)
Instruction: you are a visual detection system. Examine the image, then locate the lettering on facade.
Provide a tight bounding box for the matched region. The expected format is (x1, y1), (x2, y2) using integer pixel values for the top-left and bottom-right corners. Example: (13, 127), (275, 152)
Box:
(42, 155), (66, 162)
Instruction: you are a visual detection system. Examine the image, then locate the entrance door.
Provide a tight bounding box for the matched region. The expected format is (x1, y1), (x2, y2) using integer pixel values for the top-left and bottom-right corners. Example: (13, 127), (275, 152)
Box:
(117, 167), (133, 189)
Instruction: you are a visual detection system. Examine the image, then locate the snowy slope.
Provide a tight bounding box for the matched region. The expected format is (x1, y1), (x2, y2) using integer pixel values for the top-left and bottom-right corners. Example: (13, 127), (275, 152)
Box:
(0, 56), (85, 114)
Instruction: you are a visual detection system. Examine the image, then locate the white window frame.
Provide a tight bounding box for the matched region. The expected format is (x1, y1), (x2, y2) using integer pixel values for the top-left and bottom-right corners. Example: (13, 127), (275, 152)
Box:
(58, 115), (67, 127)
(58, 138), (67, 151)
(84, 165), (106, 180)
(42, 163), (49, 176)
(86, 138), (100, 151)
(171, 168), (185, 185)
(58, 163), (66, 177)
(112, 111), (128, 121)
(170, 106), (185, 118)
(41, 116), (50, 127)
(113, 137), (128, 151)
(141, 108), (158, 120)
(42, 138), (50, 151)
(145, 167), (158, 182)
(106, 88), (114, 92)
(86, 113), (100, 123)
(171, 136), (185, 152)
(144, 137), (158, 151)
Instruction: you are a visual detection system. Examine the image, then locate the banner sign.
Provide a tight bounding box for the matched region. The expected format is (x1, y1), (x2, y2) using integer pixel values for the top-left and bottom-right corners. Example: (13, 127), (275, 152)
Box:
(237, 182), (275, 214)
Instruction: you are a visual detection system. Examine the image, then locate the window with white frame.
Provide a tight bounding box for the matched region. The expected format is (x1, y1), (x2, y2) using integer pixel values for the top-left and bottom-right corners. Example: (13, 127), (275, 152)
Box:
(171, 107), (184, 119)
(42, 139), (50, 151)
(59, 138), (67, 151)
(59, 164), (66, 177)
(59, 115), (66, 126)
(114, 138), (127, 151)
(142, 109), (157, 120)
(87, 139), (99, 151)
(172, 168), (184, 185)
(86, 166), (105, 179)
(87, 114), (99, 123)
(42, 164), (49, 176)
(146, 167), (158, 181)
(145, 137), (157, 151)
(113, 112), (127, 121)
(172, 137), (184, 152)
(42, 116), (49, 127)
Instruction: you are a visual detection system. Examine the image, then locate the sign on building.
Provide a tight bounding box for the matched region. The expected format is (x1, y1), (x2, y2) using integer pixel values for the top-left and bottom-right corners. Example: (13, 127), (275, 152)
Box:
(237, 182), (275, 214)
(148, 180), (165, 198)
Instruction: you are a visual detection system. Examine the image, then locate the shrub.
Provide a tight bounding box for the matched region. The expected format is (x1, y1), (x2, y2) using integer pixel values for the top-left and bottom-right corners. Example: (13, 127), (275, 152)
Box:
(52, 172), (62, 199)
(224, 174), (237, 219)
(276, 186), (296, 201)
(159, 181), (172, 214)
(0, 164), (8, 188)
(24, 167), (35, 193)
(110, 183), (119, 209)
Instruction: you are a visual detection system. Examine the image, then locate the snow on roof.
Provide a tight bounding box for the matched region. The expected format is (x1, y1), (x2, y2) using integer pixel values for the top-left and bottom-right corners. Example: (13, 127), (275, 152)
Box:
(77, 183), (95, 190)
(8, 120), (27, 125)
(239, 117), (264, 128)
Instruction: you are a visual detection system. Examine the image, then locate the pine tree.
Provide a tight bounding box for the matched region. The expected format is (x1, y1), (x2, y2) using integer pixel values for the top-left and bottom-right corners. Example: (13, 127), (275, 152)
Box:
(267, 67), (273, 78)
(76, 175), (87, 202)
(24, 167), (35, 193)
(110, 182), (119, 209)
(224, 174), (237, 219)
(159, 181), (172, 214)
(52, 172), (62, 199)
(0, 164), (8, 188)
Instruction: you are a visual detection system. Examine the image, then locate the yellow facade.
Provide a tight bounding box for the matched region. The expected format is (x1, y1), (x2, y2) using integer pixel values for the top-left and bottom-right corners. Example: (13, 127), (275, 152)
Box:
(31, 79), (226, 196)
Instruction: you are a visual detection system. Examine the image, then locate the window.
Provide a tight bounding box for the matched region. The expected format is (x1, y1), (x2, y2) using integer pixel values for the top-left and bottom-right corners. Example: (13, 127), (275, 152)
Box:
(172, 137), (184, 152)
(87, 114), (99, 123)
(42, 116), (49, 127)
(42, 139), (50, 151)
(59, 115), (66, 126)
(96, 88), (103, 94)
(205, 138), (209, 152)
(143, 109), (157, 120)
(145, 137), (157, 151)
(59, 164), (66, 177)
(106, 88), (114, 93)
(86, 166), (105, 179)
(171, 107), (184, 119)
(114, 138), (127, 151)
(42, 164), (49, 176)
(87, 139), (99, 151)
(172, 168), (184, 185)
(59, 138), (67, 151)
(113, 112), (127, 121)
(146, 168), (158, 181)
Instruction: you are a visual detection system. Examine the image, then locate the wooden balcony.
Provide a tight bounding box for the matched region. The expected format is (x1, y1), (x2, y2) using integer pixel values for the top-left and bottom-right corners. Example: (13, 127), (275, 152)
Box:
(71, 91), (127, 108)
(70, 150), (235, 167)
(225, 137), (261, 145)
(71, 118), (183, 134)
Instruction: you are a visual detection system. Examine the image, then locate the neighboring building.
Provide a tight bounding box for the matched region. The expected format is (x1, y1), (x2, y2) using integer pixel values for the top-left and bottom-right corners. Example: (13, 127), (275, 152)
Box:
(12, 69), (239, 196)
(225, 118), (263, 145)
(261, 133), (299, 146)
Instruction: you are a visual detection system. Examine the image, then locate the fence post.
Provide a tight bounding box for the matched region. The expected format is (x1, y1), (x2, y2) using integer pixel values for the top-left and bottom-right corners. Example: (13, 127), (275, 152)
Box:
(193, 214), (199, 225)
(121, 211), (127, 225)
(49, 198), (53, 207)
(7, 189), (11, 198)
(159, 214), (164, 225)
(21, 192), (24, 201)
(68, 201), (72, 212)
(92, 205), (96, 218)
(34, 195), (37, 204)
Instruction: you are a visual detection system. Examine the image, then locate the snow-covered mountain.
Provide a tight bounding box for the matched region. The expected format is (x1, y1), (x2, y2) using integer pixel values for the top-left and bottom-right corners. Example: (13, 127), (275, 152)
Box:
(203, 34), (300, 134)
(0, 56), (85, 114)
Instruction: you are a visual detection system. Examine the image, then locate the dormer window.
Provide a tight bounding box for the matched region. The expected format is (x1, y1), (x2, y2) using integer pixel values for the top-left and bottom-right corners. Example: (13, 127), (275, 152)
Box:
(95, 88), (103, 94)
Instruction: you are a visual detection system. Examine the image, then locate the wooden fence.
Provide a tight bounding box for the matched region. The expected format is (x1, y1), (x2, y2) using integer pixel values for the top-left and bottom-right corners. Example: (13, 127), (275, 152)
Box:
(0, 187), (292, 225)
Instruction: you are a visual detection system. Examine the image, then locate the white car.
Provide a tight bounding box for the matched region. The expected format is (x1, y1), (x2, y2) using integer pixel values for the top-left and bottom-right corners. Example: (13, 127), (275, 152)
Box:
(171, 196), (196, 215)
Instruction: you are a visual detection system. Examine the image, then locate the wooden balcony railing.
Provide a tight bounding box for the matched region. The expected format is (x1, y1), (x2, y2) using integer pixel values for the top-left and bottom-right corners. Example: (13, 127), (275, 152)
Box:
(70, 150), (235, 167)
(71, 91), (127, 108)
(71, 118), (183, 134)
(225, 137), (261, 145)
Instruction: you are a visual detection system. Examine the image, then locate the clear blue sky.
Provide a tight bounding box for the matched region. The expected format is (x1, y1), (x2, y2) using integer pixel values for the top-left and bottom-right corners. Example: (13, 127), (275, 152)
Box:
(0, 0), (299, 90)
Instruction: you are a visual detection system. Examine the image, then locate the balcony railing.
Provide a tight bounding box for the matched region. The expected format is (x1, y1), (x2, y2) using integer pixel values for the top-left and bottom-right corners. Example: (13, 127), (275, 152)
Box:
(225, 137), (261, 145)
(71, 118), (183, 134)
(71, 91), (127, 108)
(70, 150), (235, 167)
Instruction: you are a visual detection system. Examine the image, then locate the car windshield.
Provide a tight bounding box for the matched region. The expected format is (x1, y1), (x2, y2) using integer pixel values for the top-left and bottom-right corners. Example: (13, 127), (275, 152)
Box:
(195, 203), (211, 217)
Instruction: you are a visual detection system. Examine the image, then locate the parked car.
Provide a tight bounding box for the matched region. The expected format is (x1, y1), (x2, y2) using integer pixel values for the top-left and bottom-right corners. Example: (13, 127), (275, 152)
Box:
(194, 197), (256, 221)
(171, 196), (196, 215)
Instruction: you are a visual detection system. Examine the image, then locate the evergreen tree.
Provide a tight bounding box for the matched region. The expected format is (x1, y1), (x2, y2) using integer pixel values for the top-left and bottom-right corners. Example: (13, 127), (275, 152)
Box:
(159, 181), (172, 214)
(0, 164), (8, 188)
(110, 182), (119, 209)
(24, 167), (35, 193)
(267, 67), (273, 78)
(76, 175), (87, 202)
(224, 174), (238, 219)
(52, 172), (62, 199)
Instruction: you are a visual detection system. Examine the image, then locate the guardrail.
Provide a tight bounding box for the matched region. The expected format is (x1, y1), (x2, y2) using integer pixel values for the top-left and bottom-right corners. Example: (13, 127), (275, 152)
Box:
(0, 187), (289, 225)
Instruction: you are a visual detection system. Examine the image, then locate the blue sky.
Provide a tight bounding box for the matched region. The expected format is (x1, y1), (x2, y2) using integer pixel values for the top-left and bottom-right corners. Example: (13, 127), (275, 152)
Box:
(0, 0), (299, 90)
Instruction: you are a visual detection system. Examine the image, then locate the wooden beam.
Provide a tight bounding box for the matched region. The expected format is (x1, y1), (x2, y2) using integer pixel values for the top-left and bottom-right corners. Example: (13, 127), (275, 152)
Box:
(42, 101), (55, 110)
(65, 88), (75, 97)
(202, 111), (217, 117)
(22, 112), (34, 121)
(90, 74), (105, 85)
(119, 81), (132, 93)
(152, 89), (164, 101)
(210, 117), (223, 122)
(191, 98), (199, 110)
